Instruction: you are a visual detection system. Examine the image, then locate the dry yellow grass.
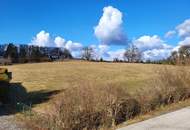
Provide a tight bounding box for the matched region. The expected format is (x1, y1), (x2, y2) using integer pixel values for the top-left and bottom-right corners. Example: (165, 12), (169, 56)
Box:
(1, 61), (186, 109)
(4, 61), (158, 92)
(6, 61), (190, 129)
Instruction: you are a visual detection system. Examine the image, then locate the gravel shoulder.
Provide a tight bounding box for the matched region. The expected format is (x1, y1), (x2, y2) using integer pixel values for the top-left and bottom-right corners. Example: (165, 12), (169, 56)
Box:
(0, 105), (24, 130)
(0, 115), (22, 130)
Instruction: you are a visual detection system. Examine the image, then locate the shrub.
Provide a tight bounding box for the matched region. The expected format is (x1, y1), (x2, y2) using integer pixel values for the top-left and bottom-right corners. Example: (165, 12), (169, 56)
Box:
(135, 88), (163, 113)
(136, 67), (190, 113)
(153, 67), (190, 104)
(29, 83), (140, 130)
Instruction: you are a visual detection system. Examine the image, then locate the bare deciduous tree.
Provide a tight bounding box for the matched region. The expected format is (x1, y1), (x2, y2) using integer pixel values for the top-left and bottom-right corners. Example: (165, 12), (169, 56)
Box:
(123, 44), (141, 63)
(168, 45), (190, 65)
(4, 43), (19, 63)
(178, 45), (190, 64)
(169, 51), (178, 64)
(81, 46), (94, 61)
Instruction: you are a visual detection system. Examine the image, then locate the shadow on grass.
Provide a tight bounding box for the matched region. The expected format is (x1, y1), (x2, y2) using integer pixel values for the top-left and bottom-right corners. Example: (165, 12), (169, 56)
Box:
(0, 82), (62, 116)
(27, 89), (61, 105)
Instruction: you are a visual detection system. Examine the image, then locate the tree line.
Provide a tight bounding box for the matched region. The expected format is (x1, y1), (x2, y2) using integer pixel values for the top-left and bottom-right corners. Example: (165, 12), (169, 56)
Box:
(1, 43), (142, 64)
(1, 43), (190, 65)
(81, 44), (190, 65)
(0, 43), (73, 64)
(81, 44), (142, 63)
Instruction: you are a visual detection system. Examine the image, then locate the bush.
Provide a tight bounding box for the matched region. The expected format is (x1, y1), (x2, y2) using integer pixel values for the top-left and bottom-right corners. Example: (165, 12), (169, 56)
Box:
(28, 83), (140, 130)
(136, 67), (190, 113)
(155, 67), (190, 103)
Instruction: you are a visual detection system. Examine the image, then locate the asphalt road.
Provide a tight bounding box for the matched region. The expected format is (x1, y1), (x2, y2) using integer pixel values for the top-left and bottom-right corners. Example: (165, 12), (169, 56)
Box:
(117, 107), (190, 130)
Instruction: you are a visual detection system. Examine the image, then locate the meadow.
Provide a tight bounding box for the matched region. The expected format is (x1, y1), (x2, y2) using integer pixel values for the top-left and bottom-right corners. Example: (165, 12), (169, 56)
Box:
(6, 61), (158, 92)
(3, 61), (190, 129)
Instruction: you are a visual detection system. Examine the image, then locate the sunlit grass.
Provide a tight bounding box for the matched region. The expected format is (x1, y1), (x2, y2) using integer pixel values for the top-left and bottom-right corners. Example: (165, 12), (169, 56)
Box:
(4, 61), (156, 91)
(2, 61), (185, 109)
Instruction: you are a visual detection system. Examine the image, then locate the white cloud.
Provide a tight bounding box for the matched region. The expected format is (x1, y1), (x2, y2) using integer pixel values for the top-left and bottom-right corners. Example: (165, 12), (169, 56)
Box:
(94, 6), (127, 45)
(163, 18), (190, 53)
(165, 30), (176, 38)
(87, 44), (109, 59)
(172, 37), (190, 52)
(178, 36), (190, 46)
(142, 48), (172, 61)
(133, 35), (171, 51)
(132, 35), (173, 61)
(29, 31), (174, 61)
(31, 30), (51, 47)
(172, 46), (180, 52)
(54, 36), (66, 48)
(65, 40), (83, 51)
(176, 19), (190, 38)
(31, 30), (83, 51)
(91, 35), (174, 61)
(30, 30), (83, 57)
(98, 44), (109, 56)
(108, 49), (125, 60)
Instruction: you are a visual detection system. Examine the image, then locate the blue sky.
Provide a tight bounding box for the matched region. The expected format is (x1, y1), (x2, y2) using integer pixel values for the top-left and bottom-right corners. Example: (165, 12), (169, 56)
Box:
(0, 0), (190, 60)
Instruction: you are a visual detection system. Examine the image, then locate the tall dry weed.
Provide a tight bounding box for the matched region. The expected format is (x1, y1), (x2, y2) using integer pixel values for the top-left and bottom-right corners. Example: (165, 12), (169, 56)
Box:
(36, 83), (140, 130)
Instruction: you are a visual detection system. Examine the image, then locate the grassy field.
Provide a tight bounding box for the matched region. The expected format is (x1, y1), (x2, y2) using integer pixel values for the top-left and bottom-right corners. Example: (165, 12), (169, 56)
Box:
(3, 61), (190, 129)
(1, 61), (161, 109)
(5, 61), (160, 92)
(2, 61), (178, 108)
(2, 62), (187, 102)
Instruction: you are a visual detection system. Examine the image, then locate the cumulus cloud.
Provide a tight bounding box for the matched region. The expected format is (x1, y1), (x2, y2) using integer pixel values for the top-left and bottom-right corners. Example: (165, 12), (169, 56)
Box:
(88, 44), (110, 59)
(133, 35), (171, 51)
(172, 46), (180, 52)
(132, 35), (173, 61)
(94, 6), (127, 45)
(162, 19), (190, 53)
(178, 36), (190, 46)
(30, 30), (83, 58)
(176, 19), (190, 38)
(169, 37), (190, 53)
(91, 34), (174, 61)
(108, 49), (125, 60)
(142, 48), (172, 61)
(65, 40), (83, 51)
(54, 36), (66, 47)
(172, 37), (190, 52)
(30, 18), (190, 61)
(98, 44), (109, 56)
(165, 30), (176, 38)
(31, 30), (83, 49)
(31, 30), (51, 47)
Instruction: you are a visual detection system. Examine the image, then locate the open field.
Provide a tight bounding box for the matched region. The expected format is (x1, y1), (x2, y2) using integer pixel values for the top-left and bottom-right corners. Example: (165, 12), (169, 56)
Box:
(6, 61), (158, 92)
(1, 61), (186, 108)
(2, 61), (190, 129)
